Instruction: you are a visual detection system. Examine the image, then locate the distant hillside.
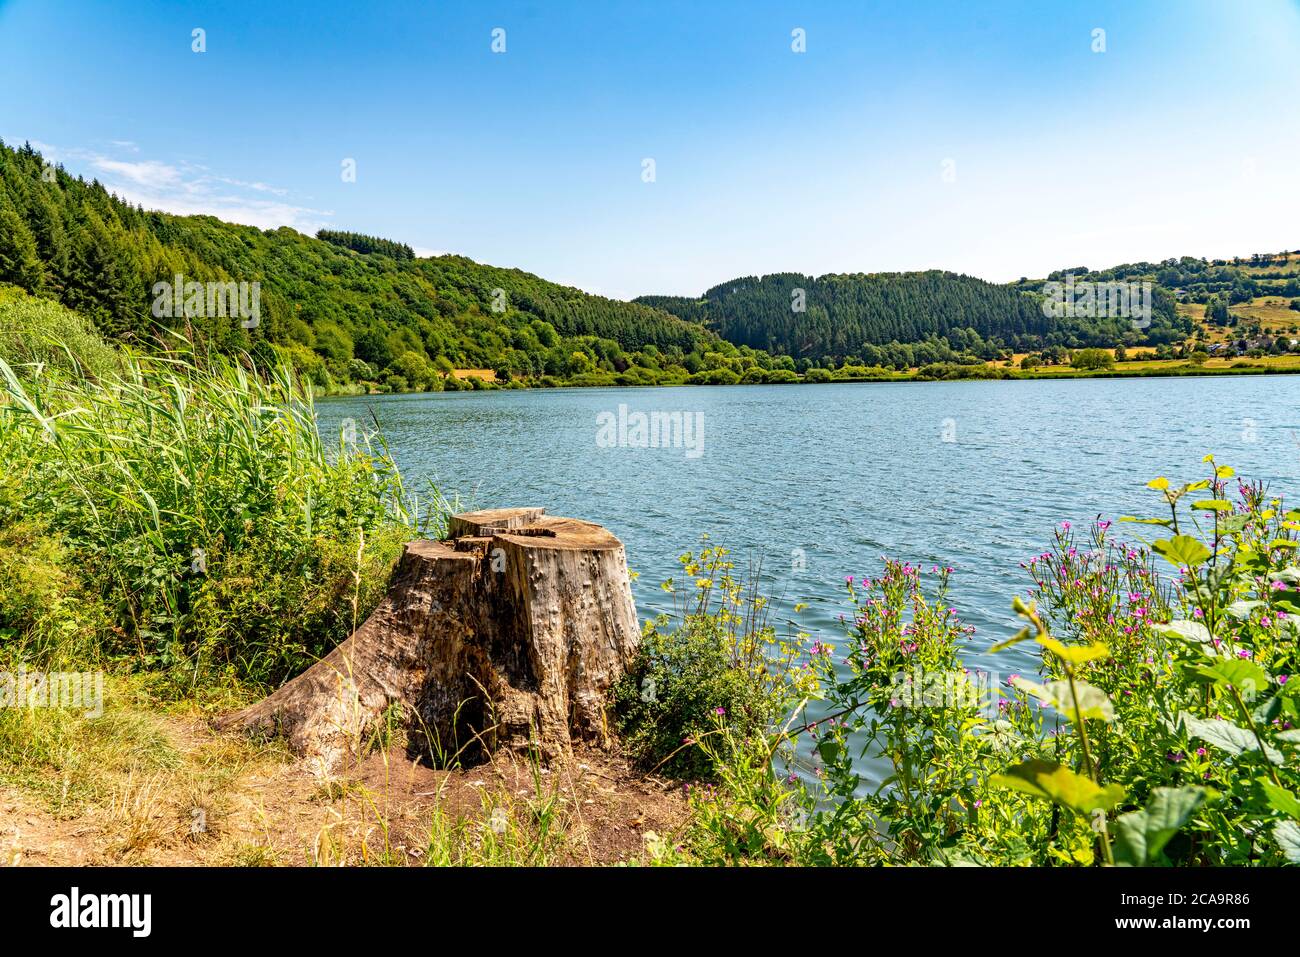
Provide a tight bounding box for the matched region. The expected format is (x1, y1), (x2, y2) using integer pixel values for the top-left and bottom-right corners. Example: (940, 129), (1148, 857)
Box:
(2, 138), (1294, 387)
(640, 268), (1189, 363)
(0, 140), (727, 390)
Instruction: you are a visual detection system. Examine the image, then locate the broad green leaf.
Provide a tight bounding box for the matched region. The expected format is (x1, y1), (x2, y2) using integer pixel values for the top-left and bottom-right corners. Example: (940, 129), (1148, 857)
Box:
(1275, 821), (1300, 863)
(1151, 535), (1211, 569)
(1260, 781), (1300, 821)
(1224, 600), (1264, 620)
(1275, 729), (1300, 743)
(992, 760), (1126, 815)
(1012, 676), (1115, 722)
(1191, 499), (1233, 513)
(1119, 516), (1173, 527)
(1152, 619), (1212, 643)
(1113, 786), (1213, 866)
(1189, 659), (1270, 697)
(816, 739), (841, 764)
(1037, 637), (1109, 664)
(1215, 465), (1235, 479)
(1177, 711), (1283, 764)
(1268, 539), (1299, 551)
(1147, 477), (1170, 491)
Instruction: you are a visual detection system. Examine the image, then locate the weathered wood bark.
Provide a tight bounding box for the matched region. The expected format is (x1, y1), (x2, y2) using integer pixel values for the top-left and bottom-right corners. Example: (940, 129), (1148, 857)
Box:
(216, 509), (639, 774)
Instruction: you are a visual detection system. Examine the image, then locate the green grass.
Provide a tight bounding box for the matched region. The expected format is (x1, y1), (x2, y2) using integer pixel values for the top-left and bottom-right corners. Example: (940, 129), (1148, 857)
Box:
(0, 325), (446, 689)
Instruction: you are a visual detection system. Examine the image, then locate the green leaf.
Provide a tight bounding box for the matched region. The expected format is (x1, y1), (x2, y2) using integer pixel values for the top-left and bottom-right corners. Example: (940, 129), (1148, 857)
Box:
(1151, 536), (1212, 569)
(1188, 659), (1270, 698)
(1177, 711), (1284, 764)
(815, 739), (841, 764)
(1011, 677), (1115, 722)
(1113, 786), (1214, 866)
(1037, 637), (1109, 665)
(1275, 821), (1300, 863)
(1147, 477), (1170, 491)
(1119, 516), (1173, 527)
(1224, 600), (1264, 620)
(1191, 499), (1233, 513)
(991, 760), (1126, 815)
(1260, 781), (1300, 821)
(1152, 619), (1213, 644)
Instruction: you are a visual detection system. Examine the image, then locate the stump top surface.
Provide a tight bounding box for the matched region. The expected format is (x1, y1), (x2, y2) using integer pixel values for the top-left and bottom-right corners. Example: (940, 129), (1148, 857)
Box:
(449, 508), (546, 538)
(492, 515), (625, 551)
(444, 510), (624, 553)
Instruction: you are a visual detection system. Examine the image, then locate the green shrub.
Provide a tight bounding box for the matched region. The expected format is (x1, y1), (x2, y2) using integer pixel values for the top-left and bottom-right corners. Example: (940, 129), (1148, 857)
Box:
(0, 286), (120, 380)
(614, 544), (808, 779)
(1070, 348), (1115, 370)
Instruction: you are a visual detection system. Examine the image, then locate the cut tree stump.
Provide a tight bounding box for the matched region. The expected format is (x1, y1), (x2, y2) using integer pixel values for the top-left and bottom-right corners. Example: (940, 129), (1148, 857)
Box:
(216, 508), (640, 774)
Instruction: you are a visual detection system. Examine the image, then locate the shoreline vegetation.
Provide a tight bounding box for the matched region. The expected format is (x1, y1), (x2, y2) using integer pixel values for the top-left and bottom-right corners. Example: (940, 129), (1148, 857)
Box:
(3, 140), (1300, 401)
(316, 354), (1300, 398)
(3, 138), (1300, 866)
(3, 307), (1298, 866)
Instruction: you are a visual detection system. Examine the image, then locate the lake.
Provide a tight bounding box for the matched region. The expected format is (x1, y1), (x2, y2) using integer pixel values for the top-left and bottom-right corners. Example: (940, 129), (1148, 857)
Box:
(318, 376), (1300, 777)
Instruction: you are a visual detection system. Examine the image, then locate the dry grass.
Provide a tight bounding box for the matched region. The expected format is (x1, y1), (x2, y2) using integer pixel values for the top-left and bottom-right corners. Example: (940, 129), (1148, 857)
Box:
(0, 684), (688, 866)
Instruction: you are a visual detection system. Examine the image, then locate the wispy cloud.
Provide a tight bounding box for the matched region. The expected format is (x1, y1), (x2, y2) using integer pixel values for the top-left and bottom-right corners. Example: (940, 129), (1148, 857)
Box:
(92, 158), (183, 188)
(32, 140), (331, 234)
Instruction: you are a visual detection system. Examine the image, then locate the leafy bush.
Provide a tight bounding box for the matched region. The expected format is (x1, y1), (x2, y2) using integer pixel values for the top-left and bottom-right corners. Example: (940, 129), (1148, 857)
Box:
(0, 285), (120, 380)
(614, 544), (809, 779)
(1070, 348), (1115, 370)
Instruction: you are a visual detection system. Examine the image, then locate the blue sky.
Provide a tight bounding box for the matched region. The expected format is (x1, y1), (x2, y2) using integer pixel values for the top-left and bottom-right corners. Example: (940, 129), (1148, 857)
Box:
(2, 0), (1298, 299)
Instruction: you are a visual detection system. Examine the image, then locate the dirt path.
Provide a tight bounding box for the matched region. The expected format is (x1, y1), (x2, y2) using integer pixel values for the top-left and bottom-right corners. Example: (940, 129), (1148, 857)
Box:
(1, 715), (689, 866)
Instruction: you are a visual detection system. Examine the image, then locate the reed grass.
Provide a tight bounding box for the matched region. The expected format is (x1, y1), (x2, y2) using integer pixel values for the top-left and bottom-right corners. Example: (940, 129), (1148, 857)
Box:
(0, 330), (446, 687)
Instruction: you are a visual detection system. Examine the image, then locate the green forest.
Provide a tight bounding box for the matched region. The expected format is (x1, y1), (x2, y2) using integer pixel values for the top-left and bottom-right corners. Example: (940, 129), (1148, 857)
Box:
(639, 268), (1190, 366)
(2, 139), (1295, 391)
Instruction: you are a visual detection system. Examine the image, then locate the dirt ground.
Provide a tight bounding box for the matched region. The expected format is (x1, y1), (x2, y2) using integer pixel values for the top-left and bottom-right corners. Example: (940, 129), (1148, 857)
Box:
(0, 716), (689, 867)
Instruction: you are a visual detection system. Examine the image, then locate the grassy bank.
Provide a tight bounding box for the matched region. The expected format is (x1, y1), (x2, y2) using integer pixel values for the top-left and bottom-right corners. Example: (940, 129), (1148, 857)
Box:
(3, 297), (1299, 867)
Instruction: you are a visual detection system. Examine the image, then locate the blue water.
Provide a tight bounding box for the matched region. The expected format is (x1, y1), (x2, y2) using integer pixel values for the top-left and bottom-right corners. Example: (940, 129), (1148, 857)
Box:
(317, 377), (1300, 774)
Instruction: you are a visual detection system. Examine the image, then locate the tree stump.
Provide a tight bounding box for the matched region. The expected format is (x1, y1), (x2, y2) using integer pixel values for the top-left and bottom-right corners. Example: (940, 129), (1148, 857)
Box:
(216, 508), (640, 774)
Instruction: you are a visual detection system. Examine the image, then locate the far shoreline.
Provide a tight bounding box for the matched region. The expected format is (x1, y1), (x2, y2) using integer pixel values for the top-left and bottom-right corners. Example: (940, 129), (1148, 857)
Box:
(313, 359), (1300, 400)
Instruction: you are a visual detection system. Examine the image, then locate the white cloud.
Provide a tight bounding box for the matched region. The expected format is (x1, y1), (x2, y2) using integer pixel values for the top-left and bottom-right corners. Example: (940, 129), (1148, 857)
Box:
(32, 140), (331, 233)
(91, 158), (183, 188)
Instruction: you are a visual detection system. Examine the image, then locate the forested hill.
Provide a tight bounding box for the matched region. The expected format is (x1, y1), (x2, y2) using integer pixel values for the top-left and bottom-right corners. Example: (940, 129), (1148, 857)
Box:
(638, 269), (1186, 362)
(0, 140), (720, 390)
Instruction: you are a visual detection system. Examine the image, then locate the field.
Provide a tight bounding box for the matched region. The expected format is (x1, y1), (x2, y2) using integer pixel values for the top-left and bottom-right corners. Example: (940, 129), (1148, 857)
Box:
(1182, 296), (1300, 344)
